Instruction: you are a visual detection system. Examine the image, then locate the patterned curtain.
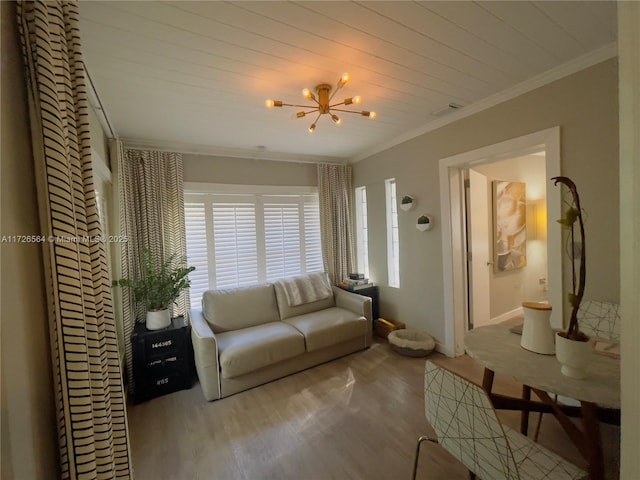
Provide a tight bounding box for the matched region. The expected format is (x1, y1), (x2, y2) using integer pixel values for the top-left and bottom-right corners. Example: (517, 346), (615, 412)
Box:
(17, 2), (132, 478)
(317, 164), (356, 285)
(115, 141), (189, 395)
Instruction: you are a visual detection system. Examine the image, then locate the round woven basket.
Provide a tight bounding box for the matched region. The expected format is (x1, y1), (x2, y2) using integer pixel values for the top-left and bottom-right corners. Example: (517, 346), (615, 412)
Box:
(388, 329), (435, 357)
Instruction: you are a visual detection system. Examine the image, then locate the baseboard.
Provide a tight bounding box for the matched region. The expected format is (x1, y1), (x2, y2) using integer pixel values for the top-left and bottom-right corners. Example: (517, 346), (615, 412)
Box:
(435, 341), (456, 358)
(491, 306), (524, 324)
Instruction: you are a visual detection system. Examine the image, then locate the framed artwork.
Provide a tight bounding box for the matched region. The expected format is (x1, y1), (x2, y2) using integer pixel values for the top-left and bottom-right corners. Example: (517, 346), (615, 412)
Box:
(493, 181), (527, 272)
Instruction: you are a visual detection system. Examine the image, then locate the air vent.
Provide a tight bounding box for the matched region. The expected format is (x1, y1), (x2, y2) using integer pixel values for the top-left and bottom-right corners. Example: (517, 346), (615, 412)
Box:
(430, 103), (463, 118)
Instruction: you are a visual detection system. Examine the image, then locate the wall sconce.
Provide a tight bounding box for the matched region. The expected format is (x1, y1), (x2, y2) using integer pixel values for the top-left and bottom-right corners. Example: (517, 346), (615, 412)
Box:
(526, 199), (547, 240)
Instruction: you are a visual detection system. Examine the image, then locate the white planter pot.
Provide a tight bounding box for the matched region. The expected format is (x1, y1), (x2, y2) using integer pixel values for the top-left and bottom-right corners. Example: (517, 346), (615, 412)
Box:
(416, 222), (431, 231)
(400, 202), (414, 211)
(555, 332), (591, 379)
(146, 309), (171, 330)
(520, 302), (555, 355)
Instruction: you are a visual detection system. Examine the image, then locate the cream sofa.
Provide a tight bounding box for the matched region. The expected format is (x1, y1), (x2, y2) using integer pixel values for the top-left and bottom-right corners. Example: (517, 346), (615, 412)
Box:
(190, 277), (372, 401)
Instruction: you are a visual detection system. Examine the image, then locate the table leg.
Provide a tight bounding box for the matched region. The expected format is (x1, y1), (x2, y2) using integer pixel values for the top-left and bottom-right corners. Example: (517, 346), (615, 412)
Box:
(521, 385), (531, 435)
(533, 389), (607, 479)
(482, 368), (495, 393)
(581, 401), (605, 480)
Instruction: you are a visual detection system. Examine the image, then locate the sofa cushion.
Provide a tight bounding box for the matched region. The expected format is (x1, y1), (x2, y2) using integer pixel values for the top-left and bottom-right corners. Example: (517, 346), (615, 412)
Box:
(217, 322), (305, 379)
(274, 278), (335, 320)
(283, 307), (368, 352)
(202, 283), (280, 333)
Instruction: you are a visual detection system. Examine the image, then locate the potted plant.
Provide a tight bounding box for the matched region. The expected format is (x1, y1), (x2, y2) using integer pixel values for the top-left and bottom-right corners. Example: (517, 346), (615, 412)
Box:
(552, 176), (590, 378)
(400, 195), (415, 211)
(113, 249), (195, 330)
(416, 214), (432, 231)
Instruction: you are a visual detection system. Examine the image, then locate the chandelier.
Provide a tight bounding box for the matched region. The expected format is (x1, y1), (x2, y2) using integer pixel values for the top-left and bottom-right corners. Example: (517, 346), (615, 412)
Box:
(265, 73), (377, 133)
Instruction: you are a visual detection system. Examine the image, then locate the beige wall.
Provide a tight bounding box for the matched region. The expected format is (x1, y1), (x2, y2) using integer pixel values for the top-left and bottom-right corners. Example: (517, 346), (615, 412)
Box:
(1, 2), (58, 478)
(183, 153), (317, 186)
(353, 59), (619, 344)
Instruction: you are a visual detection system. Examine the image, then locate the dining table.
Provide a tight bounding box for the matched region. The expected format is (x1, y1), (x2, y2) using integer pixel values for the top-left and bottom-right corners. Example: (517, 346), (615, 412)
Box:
(464, 322), (620, 480)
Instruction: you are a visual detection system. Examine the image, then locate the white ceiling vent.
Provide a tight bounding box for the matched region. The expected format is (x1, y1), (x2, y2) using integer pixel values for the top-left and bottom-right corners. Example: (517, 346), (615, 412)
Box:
(430, 103), (464, 117)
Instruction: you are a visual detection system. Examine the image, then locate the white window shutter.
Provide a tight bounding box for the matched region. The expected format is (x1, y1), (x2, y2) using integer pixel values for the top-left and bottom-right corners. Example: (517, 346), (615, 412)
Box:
(212, 204), (258, 288)
(184, 202), (210, 307)
(264, 203), (301, 281)
(304, 198), (323, 273)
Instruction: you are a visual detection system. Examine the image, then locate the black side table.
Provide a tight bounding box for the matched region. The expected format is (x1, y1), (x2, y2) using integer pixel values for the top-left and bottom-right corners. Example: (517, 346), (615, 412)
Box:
(351, 285), (379, 324)
(131, 316), (194, 403)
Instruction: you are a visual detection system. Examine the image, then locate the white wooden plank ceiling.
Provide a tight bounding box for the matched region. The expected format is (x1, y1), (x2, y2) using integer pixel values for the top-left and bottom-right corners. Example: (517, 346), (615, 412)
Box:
(79, 1), (617, 163)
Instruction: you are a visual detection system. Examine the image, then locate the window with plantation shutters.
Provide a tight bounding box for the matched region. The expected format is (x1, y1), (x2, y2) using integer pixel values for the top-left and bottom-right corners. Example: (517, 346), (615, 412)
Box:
(184, 186), (323, 306)
(385, 178), (400, 288)
(355, 186), (370, 278)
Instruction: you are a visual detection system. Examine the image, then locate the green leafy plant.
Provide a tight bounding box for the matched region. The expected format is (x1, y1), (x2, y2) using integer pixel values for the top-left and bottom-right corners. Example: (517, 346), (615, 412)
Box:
(113, 249), (195, 313)
(417, 215), (430, 224)
(401, 195), (414, 204)
(552, 176), (588, 341)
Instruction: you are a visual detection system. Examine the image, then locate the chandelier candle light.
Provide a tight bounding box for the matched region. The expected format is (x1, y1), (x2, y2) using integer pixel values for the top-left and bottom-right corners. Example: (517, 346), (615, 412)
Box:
(265, 73), (377, 132)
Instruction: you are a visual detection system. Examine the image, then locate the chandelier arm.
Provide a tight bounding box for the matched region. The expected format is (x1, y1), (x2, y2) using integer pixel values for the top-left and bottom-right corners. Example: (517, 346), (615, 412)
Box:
(307, 112), (322, 133)
(282, 102), (318, 109)
(331, 108), (368, 114)
(329, 101), (347, 109)
(298, 108), (320, 116)
(328, 83), (344, 102)
(305, 93), (321, 106)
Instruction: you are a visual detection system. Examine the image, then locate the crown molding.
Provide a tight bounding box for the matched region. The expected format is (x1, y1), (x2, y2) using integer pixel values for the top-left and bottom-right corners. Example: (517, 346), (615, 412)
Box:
(121, 137), (347, 165)
(350, 42), (618, 163)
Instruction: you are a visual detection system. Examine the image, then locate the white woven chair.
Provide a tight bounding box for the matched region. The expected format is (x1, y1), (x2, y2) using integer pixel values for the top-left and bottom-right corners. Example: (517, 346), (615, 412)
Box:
(412, 361), (586, 480)
(577, 300), (620, 343)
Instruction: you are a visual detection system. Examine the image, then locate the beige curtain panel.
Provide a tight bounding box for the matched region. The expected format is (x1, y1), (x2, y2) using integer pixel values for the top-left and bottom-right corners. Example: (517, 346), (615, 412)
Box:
(17, 1), (132, 478)
(115, 141), (189, 396)
(317, 164), (356, 285)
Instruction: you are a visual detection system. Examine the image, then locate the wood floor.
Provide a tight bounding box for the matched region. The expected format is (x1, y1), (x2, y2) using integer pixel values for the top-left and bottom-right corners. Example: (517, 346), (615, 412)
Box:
(127, 339), (620, 480)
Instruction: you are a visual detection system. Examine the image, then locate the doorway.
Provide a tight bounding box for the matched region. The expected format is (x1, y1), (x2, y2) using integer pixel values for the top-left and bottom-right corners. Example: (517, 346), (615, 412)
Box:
(438, 127), (563, 356)
(465, 153), (549, 330)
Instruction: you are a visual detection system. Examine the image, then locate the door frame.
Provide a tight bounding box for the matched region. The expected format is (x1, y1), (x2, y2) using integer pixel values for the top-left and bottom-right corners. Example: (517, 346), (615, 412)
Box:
(438, 127), (562, 356)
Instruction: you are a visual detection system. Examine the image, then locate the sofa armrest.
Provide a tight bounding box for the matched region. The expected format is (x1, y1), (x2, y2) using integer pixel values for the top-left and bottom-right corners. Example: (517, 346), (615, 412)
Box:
(190, 309), (221, 401)
(332, 286), (373, 345)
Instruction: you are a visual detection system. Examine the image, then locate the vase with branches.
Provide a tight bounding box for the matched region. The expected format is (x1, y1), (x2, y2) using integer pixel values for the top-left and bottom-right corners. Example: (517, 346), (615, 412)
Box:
(553, 176), (588, 341)
(552, 176), (591, 378)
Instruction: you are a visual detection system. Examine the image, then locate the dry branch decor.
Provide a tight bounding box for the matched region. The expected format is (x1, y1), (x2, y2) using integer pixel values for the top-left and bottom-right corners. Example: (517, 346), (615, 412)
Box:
(552, 176), (588, 341)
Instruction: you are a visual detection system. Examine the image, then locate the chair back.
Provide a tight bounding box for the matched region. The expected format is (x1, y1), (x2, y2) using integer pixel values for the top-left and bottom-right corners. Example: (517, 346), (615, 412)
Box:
(577, 300), (620, 342)
(424, 361), (519, 480)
